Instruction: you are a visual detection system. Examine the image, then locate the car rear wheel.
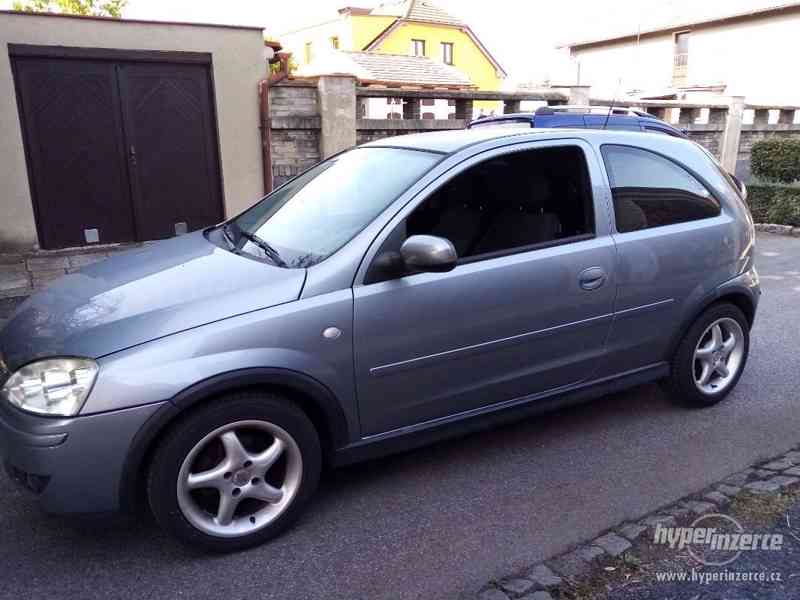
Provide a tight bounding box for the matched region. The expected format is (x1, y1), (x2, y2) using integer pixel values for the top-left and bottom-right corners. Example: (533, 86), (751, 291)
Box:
(148, 392), (321, 552)
(666, 302), (750, 407)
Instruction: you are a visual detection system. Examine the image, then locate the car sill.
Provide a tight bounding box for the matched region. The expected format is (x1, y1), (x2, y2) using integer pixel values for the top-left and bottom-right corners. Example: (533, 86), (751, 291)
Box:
(334, 361), (669, 466)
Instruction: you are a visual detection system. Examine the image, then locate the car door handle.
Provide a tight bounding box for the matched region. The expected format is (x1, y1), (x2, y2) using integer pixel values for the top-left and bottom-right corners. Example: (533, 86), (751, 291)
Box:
(579, 267), (607, 291)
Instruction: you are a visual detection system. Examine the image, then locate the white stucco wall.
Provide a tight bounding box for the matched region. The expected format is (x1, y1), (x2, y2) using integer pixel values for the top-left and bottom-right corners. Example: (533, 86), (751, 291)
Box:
(571, 11), (800, 105)
(572, 35), (674, 98)
(0, 11), (267, 249)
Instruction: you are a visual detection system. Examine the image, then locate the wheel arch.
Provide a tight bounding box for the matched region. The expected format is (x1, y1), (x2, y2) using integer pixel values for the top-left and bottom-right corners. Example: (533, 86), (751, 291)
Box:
(119, 368), (350, 512)
(667, 290), (756, 362)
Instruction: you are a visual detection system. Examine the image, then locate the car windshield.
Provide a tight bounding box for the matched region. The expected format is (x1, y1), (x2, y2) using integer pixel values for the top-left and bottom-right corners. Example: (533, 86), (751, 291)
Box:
(226, 147), (440, 268)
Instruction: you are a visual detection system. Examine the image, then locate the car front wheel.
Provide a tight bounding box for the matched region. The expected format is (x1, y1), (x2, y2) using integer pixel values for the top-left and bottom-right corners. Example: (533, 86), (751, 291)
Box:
(666, 302), (750, 407)
(148, 392), (321, 552)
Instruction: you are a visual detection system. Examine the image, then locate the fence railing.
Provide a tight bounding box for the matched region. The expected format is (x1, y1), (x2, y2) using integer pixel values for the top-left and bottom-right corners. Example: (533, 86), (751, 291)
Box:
(356, 86), (576, 120)
(269, 76), (800, 179)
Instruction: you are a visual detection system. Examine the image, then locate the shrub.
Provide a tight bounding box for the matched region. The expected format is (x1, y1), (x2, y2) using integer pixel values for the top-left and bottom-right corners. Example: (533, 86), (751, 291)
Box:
(751, 138), (800, 184)
(747, 184), (800, 226)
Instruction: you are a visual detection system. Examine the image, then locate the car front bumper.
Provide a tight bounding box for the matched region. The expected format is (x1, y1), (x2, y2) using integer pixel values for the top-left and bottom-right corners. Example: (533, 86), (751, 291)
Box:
(0, 400), (167, 514)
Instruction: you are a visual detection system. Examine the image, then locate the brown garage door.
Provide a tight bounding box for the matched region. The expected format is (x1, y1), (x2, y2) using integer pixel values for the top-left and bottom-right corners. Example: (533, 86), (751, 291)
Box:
(11, 47), (224, 249)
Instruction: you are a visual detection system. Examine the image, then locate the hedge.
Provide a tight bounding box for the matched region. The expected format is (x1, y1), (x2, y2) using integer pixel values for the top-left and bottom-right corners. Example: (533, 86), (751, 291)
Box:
(747, 184), (800, 226)
(751, 138), (800, 184)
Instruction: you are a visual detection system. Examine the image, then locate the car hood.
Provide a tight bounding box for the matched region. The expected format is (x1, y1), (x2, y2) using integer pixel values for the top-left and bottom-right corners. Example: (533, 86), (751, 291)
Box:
(0, 231), (306, 370)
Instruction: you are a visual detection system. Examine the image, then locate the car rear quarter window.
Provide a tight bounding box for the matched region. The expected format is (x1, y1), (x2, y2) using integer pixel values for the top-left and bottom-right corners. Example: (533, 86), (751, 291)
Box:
(601, 144), (721, 233)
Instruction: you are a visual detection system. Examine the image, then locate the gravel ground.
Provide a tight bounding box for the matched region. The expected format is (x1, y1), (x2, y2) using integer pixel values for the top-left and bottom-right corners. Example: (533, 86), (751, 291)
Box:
(1, 232), (800, 600)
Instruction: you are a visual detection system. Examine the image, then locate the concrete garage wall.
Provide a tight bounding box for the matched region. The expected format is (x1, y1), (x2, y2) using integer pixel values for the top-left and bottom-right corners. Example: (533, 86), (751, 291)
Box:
(0, 11), (267, 250)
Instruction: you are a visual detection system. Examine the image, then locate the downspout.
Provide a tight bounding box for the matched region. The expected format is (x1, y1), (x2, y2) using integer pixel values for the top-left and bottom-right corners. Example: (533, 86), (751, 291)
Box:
(260, 51), (291, 195)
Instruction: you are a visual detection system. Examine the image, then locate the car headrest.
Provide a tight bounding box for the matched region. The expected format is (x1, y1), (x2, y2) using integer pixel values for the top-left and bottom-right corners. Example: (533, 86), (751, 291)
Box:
(520, 174), (552, 212)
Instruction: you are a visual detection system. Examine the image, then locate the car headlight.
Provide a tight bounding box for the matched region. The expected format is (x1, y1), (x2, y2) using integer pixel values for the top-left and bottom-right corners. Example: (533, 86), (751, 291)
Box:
(1, 358), (98, 416)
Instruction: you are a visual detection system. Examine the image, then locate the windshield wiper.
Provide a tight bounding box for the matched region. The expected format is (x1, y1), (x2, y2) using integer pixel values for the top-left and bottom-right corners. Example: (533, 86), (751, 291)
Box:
(238, 230), (288, 268)
(222, 223), (237, 250)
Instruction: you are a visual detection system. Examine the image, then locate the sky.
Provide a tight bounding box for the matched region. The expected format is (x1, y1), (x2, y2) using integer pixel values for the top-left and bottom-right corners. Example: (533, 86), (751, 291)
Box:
(1, 0), (786, 84)
(120, 0), (664, 84)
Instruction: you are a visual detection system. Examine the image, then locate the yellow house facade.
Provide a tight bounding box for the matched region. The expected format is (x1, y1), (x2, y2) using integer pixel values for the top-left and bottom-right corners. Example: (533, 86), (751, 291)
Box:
(280, 0), (506, 109)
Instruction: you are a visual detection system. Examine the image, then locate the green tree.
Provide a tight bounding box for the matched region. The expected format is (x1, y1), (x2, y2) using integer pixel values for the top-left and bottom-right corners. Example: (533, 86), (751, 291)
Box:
(12, 0), (127, 17)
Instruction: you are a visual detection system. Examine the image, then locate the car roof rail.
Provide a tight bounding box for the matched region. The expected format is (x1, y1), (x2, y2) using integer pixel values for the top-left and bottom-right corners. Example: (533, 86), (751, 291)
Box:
(534, 105), (658, 118)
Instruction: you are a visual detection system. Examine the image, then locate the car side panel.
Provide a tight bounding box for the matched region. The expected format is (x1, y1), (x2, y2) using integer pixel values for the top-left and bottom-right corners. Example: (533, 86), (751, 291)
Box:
(602, 215), (741, 374)
(89, 289), (358, 440)
(594, 139), (756, 375)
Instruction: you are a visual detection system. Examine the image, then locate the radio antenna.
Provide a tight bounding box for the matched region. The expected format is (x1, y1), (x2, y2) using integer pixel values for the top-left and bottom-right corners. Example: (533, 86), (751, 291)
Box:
(604, 17), (641, 130)
(603, 77), (621, 130)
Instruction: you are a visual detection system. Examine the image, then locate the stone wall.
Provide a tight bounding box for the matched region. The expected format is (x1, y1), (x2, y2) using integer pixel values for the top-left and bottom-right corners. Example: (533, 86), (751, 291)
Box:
(267, 82), (800, 187)
(684, 125), (724, 161)
(0, 244), (137, 322)
(355, 119), (467, 145)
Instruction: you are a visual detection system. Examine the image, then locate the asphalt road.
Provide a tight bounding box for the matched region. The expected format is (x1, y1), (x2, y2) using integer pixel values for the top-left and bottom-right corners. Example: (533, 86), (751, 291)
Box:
(1, 232), (800, 600)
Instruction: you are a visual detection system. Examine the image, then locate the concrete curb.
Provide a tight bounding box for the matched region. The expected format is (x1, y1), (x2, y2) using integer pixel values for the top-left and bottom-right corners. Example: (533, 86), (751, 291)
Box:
(754, 223), (800, 236)
(476, 444), (800, 600)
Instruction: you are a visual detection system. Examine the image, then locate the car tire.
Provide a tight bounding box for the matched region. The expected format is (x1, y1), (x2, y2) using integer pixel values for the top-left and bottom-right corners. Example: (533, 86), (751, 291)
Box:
(147, 391), (321, 553)
(665, 302), (750, 408)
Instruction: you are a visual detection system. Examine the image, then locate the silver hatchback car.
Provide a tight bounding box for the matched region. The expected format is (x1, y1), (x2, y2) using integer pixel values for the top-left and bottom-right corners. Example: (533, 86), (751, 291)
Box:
(0, 128), (759, 552)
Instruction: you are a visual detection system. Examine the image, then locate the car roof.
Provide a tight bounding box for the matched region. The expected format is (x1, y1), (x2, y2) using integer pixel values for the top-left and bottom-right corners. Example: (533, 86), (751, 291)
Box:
(470, 111), (684, 132)
(360, 126), (692, 155)
(359, 127), (548, 153)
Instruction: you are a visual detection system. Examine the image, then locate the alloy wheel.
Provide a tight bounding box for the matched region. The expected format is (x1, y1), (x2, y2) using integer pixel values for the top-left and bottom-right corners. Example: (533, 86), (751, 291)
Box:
(176, 420), (303, 538)
(692, 317), (745, 395)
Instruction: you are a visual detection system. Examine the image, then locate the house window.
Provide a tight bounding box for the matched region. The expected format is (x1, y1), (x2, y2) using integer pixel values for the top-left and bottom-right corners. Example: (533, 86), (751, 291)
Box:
(422, 112), (435, 120)
(304, 41), (314, 64)
(421, 98), (435, 106)
(330, 36), (340, 50)
(411, 39), (426, 57)
(441, 42), (454, 65)
(673, 31), (689, 86)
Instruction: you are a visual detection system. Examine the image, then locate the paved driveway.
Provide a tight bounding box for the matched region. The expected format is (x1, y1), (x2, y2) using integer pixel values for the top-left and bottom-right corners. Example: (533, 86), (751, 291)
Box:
(1, 233), (799, 600)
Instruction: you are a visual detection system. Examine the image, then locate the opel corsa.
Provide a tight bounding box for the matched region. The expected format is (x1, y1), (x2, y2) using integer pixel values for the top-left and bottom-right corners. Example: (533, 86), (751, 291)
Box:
(0, 129), (760, 552)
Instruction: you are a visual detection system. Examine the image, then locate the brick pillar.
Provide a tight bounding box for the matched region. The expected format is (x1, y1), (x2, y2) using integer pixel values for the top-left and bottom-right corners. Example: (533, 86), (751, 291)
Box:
(504, 100), (521, 114)
(778, 109), (796, 125)
(403, 97), (421, 120)
(753, 109), (770, 128)
(317, 75), (357, 158)
(454, 98), (473, 120)
(720, 96), (745, 173)
(678, 108), (700, 126)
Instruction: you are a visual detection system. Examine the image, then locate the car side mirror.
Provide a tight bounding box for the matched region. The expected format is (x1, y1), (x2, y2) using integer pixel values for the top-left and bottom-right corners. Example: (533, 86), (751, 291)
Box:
(400, 235), (458, 273)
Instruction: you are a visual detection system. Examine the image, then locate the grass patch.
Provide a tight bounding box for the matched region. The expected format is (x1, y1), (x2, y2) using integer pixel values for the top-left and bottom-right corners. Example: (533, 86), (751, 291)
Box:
(728, 490), (798, 528)
(559, 490), (800, 599)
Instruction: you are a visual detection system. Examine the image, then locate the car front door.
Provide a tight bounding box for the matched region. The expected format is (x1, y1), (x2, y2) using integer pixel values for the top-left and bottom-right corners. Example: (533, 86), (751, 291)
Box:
(352, 140), (617, 436)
